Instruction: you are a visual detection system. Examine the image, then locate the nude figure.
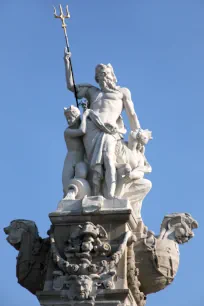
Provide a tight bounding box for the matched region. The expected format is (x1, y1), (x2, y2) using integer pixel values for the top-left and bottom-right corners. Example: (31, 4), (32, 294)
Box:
(64, 49), (140, 198)
(62, 105), (88, 197)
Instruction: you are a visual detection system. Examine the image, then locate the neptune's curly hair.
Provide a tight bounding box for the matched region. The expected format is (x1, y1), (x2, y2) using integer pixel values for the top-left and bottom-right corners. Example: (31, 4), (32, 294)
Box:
(95, 63), (117, 83)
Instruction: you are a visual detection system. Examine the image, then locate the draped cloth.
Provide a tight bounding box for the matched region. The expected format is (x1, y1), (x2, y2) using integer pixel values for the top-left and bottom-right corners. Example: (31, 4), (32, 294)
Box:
(83, 110), (124, 182)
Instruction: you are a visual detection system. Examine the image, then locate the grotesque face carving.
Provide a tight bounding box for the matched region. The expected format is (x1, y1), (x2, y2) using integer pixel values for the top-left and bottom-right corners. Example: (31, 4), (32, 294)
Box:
(66, 275), (96, 300)
(81, 236), (95, 252)
(174, 227), (191, 244)
(161, 213), (198, 244)
(174, 214), (198, 244)
(76, 276), (92, 300)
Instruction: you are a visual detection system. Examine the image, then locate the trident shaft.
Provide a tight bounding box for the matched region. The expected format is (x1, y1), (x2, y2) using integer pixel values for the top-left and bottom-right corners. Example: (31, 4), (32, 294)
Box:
(53, 4), (79, 107)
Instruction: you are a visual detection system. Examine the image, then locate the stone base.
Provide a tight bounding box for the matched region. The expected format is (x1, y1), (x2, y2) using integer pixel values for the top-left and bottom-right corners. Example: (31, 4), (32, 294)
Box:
(57, 196), (132, 213)
(40, 199), (144, 306)
(53, 196), (138, 231)
(37, 289), (135, 306)
(55, 196), (146, 237)
(57, 199), (82, 212)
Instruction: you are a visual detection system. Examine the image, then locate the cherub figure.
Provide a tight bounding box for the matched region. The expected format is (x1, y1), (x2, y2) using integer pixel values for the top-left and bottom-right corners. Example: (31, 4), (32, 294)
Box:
(62, 105), (89, 197)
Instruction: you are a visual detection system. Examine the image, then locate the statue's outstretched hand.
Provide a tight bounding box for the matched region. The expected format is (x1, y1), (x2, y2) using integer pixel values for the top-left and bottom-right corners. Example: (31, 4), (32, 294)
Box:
(64, 47), (71, 61)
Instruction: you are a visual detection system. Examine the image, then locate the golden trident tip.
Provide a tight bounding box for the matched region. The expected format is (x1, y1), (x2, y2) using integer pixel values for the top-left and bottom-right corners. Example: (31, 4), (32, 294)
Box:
(53, 4), (70, 28)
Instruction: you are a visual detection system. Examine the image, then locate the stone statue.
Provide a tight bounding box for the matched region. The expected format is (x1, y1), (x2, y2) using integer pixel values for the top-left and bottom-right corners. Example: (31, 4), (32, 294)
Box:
(62, 105), (89, 197)
(134, 213), (198, 295)
(4, 9), (199, 305)
(4, 220), (49, 294)
(64, 50), (141, 199)
(61, 106), (94, 201)
(115, 128), (152, 217)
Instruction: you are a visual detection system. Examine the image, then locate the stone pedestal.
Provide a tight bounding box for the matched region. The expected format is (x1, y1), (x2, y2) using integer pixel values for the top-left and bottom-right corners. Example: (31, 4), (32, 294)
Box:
(4, 199), (198, 306)
(37, 197), (142, 306)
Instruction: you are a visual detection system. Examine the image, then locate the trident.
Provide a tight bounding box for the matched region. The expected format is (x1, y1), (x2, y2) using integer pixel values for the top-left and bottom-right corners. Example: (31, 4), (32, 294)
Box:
(53, 4), (79, 107)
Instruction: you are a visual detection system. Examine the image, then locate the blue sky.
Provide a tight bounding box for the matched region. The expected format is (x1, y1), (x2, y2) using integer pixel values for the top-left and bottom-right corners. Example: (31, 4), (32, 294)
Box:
(0, 1), (203, 305)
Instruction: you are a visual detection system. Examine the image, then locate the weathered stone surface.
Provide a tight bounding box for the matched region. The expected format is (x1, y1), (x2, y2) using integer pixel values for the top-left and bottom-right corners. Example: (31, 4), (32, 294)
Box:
(49, 208), (136, 231)
(57, 196), (132, 215)
(4, 220), (50, 295)
(4, 211), (198, 305)
(134, 213), (198, 295)
(57, 199), (82, 212)
(37, 288), (132, 305)
(37, 207), (145, 306)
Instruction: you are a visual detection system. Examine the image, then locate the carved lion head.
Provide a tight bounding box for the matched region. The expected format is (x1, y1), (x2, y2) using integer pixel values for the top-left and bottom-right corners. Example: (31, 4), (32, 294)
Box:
(4, 219), (39, 250)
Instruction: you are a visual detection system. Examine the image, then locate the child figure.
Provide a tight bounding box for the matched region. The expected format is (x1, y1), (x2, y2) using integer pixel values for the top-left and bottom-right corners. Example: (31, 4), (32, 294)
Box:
(62, 105), (88, 197)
